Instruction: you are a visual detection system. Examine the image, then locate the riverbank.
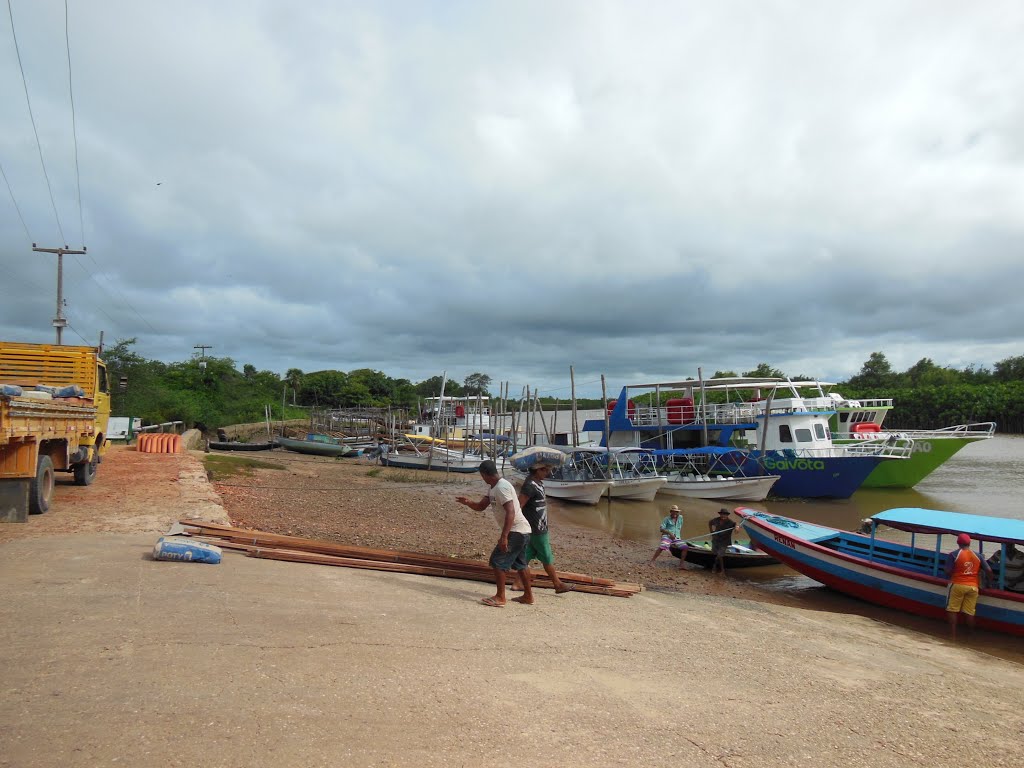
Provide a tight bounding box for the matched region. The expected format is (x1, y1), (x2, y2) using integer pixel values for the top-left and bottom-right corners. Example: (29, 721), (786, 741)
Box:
(213, 449), (778, 604)
(2, 446), (1023, 767)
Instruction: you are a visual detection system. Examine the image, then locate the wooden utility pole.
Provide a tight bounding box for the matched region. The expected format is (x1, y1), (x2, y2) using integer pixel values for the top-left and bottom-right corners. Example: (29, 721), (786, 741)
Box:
(33, 243), (86, 344)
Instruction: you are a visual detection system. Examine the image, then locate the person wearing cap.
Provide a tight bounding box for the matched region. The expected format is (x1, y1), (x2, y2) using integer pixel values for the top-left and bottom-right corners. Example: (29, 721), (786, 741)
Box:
(708, 508), (738, 575)
(943, 533), (994, 640)
(651, 505), (686, 568)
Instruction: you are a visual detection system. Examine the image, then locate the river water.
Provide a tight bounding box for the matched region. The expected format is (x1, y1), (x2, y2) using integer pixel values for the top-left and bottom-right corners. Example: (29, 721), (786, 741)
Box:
(548, 434), (1024, 658)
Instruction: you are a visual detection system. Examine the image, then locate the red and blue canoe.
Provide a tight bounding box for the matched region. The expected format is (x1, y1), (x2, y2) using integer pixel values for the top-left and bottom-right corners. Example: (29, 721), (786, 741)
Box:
(736, 507), (1024, 636)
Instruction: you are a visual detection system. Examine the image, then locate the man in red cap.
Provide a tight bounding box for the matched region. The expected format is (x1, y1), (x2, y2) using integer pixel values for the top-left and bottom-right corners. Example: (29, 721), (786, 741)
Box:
(943, 533), (994, 640)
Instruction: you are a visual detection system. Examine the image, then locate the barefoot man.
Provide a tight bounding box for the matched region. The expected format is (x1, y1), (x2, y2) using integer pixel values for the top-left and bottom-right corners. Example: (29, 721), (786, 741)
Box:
(456, 460), (534, 607)
(515, 463), (572, 593)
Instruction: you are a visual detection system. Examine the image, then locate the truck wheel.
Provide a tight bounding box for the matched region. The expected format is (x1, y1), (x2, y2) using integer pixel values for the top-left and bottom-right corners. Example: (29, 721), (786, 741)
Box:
(74, 451), (98, 486)
(29, 455), (55, 514)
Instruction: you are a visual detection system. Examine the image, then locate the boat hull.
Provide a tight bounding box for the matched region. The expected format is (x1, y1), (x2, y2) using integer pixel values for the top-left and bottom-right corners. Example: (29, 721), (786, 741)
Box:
(669, 542), (779, 569)
(608, 477), (667, 501)
(379, 453), (481, 473)
(858, 437), (980, 488)
(540, 479), (614, 505)
(658, 475), (779, 501)
(275, 436), (355, 457)
(738, 510), (1024, 636)
(209, 441), (276, 452)
(754, 454), (883, 499)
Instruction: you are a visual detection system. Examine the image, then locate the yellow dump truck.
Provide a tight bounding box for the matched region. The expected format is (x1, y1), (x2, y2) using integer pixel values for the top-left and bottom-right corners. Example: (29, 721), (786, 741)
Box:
(0, 342), (111, 522)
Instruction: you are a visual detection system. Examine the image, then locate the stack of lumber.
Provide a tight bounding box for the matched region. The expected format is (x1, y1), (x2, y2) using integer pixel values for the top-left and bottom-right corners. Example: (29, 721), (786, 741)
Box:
(179, 520), (641, 598)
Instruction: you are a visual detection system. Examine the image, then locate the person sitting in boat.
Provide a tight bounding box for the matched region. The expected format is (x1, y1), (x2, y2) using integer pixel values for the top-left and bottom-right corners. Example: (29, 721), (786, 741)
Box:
(708, 508), (738, 575)
(651, 505), (686, 569)
(944, 533), (994, 641)
(986, 543), (1024, 592)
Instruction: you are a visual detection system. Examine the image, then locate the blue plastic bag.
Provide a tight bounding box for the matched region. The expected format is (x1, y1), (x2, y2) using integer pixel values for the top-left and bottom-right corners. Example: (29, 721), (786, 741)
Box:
(152, 536), (222, 564)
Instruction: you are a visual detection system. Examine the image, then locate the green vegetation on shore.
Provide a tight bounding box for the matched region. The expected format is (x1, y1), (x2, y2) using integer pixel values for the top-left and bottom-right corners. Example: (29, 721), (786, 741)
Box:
(202, 454), (287, 481)
(106, 339), (1024, 433)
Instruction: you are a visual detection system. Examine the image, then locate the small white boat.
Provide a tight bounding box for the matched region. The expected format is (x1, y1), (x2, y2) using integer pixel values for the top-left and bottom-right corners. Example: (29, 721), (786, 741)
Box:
(378, 441), (482, 473)
(570, 447), (668, 502)
(645, 447), (779, 501)
(659, 473), (779, 501)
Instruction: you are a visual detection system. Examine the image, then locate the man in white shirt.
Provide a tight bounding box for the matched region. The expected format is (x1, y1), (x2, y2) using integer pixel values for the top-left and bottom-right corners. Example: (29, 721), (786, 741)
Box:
(456, 460), (535, 607)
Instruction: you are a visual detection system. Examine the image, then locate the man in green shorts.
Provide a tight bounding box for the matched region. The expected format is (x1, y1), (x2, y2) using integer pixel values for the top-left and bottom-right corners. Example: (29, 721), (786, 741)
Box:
(516, 464), (572, 593)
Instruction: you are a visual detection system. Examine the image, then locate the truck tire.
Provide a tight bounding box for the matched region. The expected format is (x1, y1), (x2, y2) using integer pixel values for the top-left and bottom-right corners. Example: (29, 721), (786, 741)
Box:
(74, 451), (98, 486)
(29, 455), (55, 514)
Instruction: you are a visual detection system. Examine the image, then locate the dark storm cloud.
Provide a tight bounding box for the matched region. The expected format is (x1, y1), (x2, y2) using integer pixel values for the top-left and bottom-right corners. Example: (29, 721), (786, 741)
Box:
(3, 1), (1023, 397)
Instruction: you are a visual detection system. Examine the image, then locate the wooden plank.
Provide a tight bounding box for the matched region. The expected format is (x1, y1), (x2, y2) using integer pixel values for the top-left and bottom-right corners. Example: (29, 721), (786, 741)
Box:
(246, 548), (634, 597)
(181, 520), (632, 589)
(206, 539), (638, 596)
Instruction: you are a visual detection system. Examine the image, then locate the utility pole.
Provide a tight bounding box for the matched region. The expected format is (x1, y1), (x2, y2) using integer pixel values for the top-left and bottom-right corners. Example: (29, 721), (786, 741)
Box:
(194, 344), (213, 371)
(33, 243), (87, 345)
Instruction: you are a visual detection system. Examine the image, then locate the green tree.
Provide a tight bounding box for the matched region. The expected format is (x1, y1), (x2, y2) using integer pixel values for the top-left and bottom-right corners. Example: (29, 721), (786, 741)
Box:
(463, 372), (492, 396)
(743, 363), (786, 379)
(848, 352), (895, 389)
(415, 375), (464, 398)
(994, 355), (1024, 382)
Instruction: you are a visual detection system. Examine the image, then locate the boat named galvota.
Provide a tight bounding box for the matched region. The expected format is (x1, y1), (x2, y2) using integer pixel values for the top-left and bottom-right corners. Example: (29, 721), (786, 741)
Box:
(582, 377), (912, 499)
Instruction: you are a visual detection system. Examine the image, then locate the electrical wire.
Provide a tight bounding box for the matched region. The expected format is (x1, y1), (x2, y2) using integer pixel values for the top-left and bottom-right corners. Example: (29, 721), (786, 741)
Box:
(63, 0), (84, 247)
(63, 321), (92, 345)
(6, 0), (66, 244)
(0, 160), (33, 242)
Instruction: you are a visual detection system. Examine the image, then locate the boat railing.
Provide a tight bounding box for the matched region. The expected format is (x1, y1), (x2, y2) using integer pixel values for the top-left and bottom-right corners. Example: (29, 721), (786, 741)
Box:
(838, 435), (914, 459)
(834, 422), (996, 441)
(632, 402), (761, 427)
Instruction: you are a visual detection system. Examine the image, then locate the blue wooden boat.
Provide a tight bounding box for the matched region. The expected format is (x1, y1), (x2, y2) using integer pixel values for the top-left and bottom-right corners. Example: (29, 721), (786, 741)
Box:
(737, 507), (1024, 636)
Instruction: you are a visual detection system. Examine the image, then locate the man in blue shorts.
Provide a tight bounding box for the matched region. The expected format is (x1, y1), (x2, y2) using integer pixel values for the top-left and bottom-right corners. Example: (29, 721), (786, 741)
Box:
(456, 460), (535, 607)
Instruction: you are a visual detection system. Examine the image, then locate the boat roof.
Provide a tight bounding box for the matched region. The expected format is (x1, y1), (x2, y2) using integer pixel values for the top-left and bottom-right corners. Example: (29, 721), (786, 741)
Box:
(871, 508), (1024, 544)
(649, 447), (744, 456)
(626, 376), (783, 390)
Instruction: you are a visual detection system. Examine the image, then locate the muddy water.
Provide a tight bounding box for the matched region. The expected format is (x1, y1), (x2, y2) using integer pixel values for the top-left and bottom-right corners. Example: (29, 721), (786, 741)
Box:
(548, 434), (1024, 659)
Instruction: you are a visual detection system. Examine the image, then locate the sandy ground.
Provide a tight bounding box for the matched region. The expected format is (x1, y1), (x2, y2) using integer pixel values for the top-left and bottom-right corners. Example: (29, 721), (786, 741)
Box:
(1, 446), (1023, 767)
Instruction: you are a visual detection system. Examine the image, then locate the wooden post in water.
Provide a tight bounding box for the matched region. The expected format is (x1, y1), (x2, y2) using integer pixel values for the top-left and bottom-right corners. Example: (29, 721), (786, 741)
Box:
(601, 374), (611, 503)
(570, 366), (578, 448)
(428, 372), (447, 472)
(552, 399), (560, 445)
(535, 392), (551, 444)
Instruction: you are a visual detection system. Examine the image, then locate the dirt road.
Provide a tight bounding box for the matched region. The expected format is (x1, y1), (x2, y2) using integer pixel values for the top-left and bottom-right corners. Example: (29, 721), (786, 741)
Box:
(1, 446), (1022, 767)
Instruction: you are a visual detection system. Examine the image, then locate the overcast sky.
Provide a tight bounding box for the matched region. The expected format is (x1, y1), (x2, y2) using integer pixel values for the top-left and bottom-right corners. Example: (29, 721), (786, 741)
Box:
(2, 1), (1022, 397)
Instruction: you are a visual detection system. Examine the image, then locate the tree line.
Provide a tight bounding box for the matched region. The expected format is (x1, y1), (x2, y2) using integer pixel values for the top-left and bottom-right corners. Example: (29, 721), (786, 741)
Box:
(104, 339), (1024, 433)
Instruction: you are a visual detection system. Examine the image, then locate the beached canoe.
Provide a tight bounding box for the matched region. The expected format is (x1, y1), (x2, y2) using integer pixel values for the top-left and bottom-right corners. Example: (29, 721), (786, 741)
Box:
(209, 441), (277, 452)
(669, 540), (779, 569)
(275, 436), (357, 457)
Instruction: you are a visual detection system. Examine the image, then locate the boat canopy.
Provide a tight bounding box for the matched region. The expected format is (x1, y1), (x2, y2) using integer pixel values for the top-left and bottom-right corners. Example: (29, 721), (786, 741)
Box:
(649, 447), (745, 457)
(871, 508), (1024, 545)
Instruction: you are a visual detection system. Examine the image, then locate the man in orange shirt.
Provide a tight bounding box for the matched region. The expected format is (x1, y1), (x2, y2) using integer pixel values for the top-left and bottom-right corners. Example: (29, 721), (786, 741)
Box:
(943, 533), (994, 640)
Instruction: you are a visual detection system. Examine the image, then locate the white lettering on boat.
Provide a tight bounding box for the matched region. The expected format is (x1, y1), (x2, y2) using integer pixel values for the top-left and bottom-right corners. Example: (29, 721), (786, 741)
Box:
(762, 458), (827, 471)
(773, 534), (797, 549)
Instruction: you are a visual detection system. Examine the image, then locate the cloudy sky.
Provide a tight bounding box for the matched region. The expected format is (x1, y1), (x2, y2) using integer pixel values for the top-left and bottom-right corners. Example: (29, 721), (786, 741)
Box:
(2, 1), (1022, 397)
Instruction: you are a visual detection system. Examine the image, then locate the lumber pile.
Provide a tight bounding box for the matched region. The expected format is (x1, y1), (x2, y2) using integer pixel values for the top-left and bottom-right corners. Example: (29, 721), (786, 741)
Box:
(179, 520), (641, 598)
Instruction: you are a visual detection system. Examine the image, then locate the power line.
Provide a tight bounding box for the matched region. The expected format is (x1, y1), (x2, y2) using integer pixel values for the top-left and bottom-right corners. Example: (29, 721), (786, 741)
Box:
(6, 0), (67, 244)
(63, 0), (84, 247)
(0, 159), (32, 242)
